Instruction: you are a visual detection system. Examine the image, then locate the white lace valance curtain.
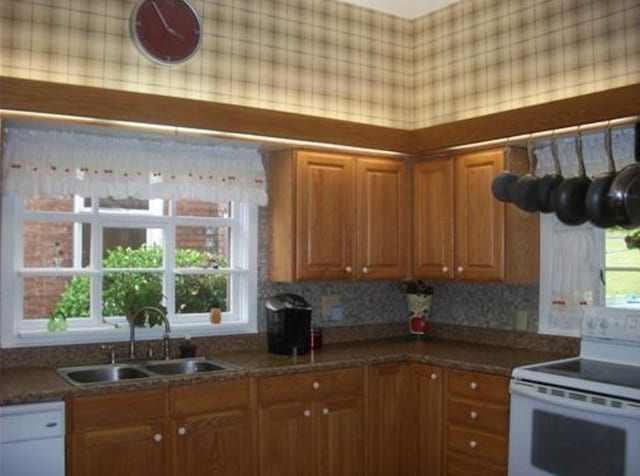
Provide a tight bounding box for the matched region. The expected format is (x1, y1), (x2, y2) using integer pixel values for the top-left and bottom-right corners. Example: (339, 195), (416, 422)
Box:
(533, 125), (636, 177)
(2, 128), (267, 205)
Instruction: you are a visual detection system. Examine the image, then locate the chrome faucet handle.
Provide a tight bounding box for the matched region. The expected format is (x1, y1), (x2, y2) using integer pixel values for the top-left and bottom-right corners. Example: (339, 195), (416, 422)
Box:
(100, 344), (116, 364)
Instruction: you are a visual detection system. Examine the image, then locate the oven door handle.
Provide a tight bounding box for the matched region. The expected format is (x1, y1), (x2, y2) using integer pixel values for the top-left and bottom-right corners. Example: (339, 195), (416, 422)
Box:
(511, 381), (640, 419)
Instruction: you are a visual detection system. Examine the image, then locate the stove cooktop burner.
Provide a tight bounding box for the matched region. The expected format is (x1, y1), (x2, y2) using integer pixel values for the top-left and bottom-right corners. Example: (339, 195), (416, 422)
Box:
(528, 358), (640, 391)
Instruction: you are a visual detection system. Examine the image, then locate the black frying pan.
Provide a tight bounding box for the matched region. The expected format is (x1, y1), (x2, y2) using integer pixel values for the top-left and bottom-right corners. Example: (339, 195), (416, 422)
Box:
(625, 174), (640, 226)
(585, 128), (617, 228)
(511, 142), (541, 212)
(491, 145), (518, 203)
(553, 132), (591, 226)
(607, 121), (640, 228)
(536, 137), (563, 213)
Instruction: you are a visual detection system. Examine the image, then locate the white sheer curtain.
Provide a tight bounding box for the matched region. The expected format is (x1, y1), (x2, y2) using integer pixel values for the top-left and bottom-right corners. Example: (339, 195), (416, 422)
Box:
(539, 214), (603, 336)
(1, 127), (268, 205)
(535, 125), (636, 336)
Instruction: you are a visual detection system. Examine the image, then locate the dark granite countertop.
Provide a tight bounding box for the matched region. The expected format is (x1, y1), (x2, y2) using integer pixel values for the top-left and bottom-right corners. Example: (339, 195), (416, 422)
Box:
(0, 336), (571, 405)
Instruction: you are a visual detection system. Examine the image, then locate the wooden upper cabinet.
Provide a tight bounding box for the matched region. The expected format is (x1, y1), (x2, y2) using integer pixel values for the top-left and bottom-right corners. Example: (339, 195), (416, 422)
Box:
(413, 158), (455, 279)
(356, 158), (408, 280)
(296, 151), (356, 281)
(455, 150), (506, 281)
(269, 149), (408, 282)
(413, 148), (538, 283)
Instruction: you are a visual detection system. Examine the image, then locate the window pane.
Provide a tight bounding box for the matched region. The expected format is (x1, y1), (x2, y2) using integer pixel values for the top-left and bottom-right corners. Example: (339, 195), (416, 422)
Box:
(103, 229), (163, 266)
(176, 199), (230, 218)
(24, 220), (83, 268)
(175, 226), (230, 268)
(24, 276), (89, 319)
(97, 196), (149, 211)
(605, 228), (640, 268)
(605, 228), (640, 309)
(24, 194), (74, 212)
(605, 271), (640, 308)
(175, 274), (229, 314)
(102, 271), (164, 318)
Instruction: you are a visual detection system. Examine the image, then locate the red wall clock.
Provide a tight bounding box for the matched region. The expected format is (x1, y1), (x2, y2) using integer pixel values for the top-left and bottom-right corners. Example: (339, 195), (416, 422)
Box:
(131, 0), (201, 64)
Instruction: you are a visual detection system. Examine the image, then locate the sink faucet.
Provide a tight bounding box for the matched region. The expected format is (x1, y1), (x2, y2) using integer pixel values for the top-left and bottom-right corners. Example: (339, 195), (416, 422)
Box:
(129, 306), (171, 360)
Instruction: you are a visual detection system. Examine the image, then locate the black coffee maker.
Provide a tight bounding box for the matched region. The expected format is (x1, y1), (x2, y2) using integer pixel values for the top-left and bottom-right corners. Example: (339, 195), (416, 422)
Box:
(266, 293), (312, 355)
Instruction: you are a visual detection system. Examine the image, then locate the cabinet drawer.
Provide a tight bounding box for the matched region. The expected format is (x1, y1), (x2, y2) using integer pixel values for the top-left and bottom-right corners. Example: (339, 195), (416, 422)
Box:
(447, 369), (509, 405)
(259, 367), (363, 404)
(446, 398), (508, 435)
(447, 425), (507, 466)
(170, 378), (253, 416)
(70, 389), (165, 431)
(446, 452), (506, 476)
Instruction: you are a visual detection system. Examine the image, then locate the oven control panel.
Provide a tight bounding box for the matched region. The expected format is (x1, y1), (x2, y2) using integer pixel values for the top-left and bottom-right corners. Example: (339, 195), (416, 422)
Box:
(582, 306), (640, 341)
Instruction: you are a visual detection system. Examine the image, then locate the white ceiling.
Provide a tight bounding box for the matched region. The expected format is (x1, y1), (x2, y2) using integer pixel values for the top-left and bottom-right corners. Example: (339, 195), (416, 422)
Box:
(337, 0), (459, 19)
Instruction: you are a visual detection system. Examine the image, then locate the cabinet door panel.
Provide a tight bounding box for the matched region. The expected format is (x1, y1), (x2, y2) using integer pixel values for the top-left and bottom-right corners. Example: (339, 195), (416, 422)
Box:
(413, 159), (455, 279)
(318, 396), (365, 476)
(406, 364), (443, 476)
(356, 158), (408, 280)
(259, 401), (315, 476)
(455, 150), (505, 281)
(367, 363), (411, 476)
(70, 423), (166, 476)
(296, 152), (355, 280)
(174, 409), (255, 476)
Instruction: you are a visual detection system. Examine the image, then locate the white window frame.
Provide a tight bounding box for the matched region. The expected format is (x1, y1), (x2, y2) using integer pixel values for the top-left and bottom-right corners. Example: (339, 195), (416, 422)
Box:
(0, 194), (258, 348)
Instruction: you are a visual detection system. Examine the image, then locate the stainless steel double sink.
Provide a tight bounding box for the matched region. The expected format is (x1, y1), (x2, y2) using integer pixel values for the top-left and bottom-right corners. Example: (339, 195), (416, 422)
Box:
(57, 357), (238, 386)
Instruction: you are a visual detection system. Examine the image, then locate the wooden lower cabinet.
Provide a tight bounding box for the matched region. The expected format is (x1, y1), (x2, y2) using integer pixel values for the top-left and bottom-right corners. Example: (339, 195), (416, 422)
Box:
(169, 379), (256, 476)
(71, 422), (167, 476)
(68, 389), (169, 476)
(406, 364), (444, 476)
(444, 369), (510, 476)
(66, 365), (511, 476)
(366, 363), (411, 476)
(68, 379), (256, 476)
(258, 367), (365, 476)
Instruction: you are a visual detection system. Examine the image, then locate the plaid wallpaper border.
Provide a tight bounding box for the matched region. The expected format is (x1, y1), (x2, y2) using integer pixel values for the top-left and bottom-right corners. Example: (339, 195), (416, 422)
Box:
(1, 0), (639, 129)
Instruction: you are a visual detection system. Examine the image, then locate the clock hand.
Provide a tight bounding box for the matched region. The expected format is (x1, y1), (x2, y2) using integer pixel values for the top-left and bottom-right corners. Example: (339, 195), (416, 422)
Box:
(151, 1), (186, 40)
(151, 1), (172, 31)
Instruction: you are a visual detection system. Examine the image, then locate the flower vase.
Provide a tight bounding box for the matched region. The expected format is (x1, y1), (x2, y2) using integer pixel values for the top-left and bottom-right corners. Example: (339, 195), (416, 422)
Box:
(407, 293), (432, 339)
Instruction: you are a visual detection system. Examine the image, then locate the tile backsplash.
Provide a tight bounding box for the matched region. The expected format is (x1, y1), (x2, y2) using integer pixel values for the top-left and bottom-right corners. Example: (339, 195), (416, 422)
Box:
(1, 0), (638, 129)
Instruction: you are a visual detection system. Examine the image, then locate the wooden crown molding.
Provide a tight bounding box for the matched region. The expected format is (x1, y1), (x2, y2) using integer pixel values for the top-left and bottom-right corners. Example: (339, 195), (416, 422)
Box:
(1, 76), (639, 155)
(409, 83), (640, 155)
(0, 76), (409, 153)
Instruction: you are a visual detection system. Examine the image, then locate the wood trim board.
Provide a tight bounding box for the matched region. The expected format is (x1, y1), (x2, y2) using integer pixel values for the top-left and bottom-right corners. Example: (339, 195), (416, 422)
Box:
(1, 76), (638, 155)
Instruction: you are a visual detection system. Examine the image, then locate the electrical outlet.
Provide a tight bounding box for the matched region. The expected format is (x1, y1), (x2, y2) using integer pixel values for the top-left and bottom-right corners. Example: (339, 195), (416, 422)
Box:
(321, 294), (342, 320)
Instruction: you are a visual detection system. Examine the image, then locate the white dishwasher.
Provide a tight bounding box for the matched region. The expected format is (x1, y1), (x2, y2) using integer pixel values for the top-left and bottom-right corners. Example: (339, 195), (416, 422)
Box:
(0, 401), (65, 476)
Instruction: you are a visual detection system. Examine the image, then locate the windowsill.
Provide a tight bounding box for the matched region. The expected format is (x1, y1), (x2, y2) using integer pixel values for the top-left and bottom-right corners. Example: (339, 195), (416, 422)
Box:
(3, 321), (257, 348)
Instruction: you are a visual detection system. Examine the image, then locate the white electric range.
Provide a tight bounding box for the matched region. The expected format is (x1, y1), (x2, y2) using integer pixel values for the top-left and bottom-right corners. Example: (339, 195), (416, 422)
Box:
(508, 306), (640, 476)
